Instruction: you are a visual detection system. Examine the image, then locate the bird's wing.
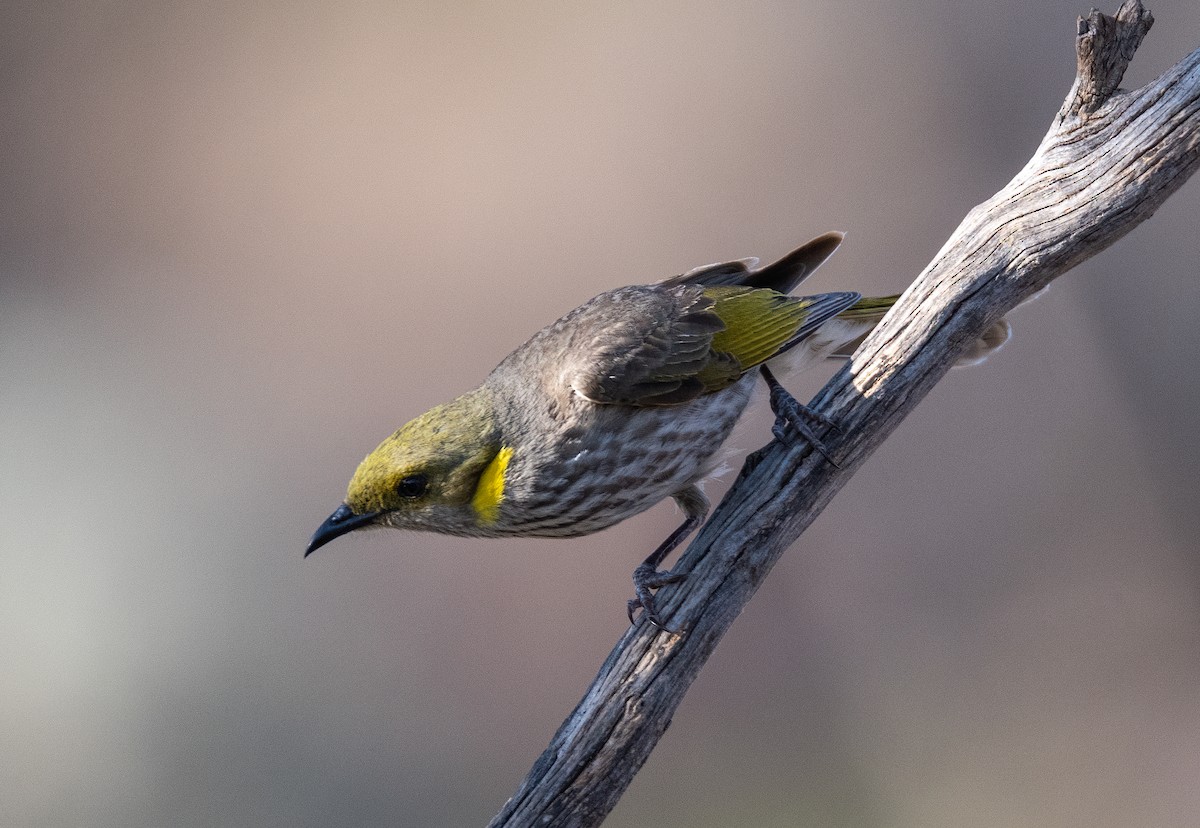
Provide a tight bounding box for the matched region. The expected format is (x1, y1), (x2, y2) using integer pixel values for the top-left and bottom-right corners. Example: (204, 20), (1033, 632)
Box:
(664, 257), (760, 287)
(705, 287), (861, 369)
(569, 286), (728, 405)
(569, 285), (860, 407)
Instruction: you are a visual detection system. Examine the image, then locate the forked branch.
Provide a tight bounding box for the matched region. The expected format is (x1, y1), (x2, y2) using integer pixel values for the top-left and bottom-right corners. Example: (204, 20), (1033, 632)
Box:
(489, 3), (1200, 825)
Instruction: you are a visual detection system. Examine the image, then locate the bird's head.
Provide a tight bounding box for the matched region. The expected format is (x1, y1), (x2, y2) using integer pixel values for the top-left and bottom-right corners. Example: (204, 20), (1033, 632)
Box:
(306, 389), (507, 555)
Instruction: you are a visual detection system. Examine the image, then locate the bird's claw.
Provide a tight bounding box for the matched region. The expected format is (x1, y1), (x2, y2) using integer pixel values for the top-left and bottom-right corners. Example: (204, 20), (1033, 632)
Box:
(761, 366), (841, 467)
(627, 563), (686, 630)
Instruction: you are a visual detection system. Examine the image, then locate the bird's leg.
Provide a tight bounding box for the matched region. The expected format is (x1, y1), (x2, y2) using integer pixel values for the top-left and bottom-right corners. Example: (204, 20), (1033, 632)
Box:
(759, 364), (840, 467)
(627, 485), (709, 630)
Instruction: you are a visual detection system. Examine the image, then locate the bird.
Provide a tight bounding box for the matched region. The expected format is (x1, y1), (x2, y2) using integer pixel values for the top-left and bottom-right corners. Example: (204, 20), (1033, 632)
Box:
(306, 232), (1010, 627)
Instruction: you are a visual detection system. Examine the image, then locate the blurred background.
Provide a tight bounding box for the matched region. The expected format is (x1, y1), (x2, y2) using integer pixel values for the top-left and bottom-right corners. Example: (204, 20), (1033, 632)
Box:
(4, 1), (1200, 826)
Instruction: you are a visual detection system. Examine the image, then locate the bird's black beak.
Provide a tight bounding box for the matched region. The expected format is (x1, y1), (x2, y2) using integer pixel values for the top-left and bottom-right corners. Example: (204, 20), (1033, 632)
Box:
(305, 504), (381, 557)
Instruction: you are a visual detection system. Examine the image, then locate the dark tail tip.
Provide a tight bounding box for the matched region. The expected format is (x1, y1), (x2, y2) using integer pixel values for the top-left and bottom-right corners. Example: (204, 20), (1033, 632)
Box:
(748, 231), (845, 293)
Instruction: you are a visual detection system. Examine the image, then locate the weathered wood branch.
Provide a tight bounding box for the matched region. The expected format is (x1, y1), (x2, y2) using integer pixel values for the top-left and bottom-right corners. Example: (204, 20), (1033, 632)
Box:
(489, 3), (1200, 825)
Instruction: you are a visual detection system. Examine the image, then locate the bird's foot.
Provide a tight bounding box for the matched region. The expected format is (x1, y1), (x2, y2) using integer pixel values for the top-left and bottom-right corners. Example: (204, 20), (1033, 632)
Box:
(760, 365), (840, 467)
(626, 492), (704, 631)
(627, 563), (687, 630)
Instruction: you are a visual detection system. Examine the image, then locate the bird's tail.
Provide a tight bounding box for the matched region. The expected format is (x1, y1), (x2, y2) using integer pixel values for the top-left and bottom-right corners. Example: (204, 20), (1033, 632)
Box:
(826, 295), (1012, 366)
(669, 233), (1014, 367)
(768, 294), (1011, 374)
(748, 232), (845, 293)
(664, 231), (845, 292)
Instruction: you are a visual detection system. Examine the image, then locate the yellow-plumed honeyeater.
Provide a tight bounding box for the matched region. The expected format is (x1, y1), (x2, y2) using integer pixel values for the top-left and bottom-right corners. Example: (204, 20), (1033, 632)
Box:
(307, 233), (1010, 626)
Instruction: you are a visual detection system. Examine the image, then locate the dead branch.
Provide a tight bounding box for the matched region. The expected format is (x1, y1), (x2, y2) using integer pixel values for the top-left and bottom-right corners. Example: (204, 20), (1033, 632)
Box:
(489, 3), (1200, 825)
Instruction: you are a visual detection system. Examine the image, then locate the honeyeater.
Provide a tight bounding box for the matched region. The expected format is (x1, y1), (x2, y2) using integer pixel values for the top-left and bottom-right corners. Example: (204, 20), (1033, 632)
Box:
(306, 232), (1009, 626)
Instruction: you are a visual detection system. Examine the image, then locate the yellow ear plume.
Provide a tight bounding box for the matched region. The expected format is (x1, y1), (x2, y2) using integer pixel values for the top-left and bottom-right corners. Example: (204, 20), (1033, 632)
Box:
(472, 446), (513, 523)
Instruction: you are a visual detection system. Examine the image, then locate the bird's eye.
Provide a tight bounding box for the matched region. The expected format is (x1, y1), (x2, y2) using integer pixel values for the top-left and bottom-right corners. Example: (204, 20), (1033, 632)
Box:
(395, 474), (428, 499)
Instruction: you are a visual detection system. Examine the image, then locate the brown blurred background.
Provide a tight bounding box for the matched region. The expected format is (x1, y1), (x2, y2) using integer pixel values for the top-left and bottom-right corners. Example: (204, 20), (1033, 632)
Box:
(4, 2), (1200, 826)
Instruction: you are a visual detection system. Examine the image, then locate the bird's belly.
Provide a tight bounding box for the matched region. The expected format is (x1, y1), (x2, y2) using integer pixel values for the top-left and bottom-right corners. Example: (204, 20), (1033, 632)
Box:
(500, 380), (754, 537)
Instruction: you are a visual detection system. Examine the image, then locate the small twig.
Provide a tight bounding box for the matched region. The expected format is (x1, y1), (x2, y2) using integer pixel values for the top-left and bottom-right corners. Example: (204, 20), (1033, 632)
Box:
(1061, 0), (1154, 119)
